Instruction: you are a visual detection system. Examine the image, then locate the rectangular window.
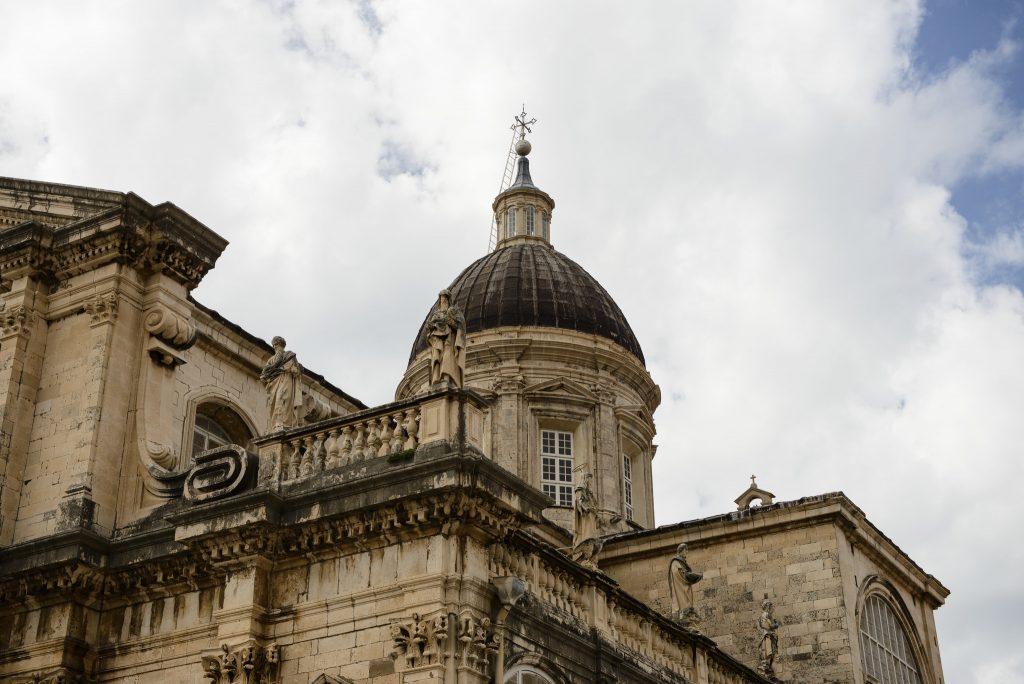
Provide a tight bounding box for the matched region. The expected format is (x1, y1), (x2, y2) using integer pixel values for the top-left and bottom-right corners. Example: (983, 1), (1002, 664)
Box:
(541, 429), (573, 507)
(525, 206), (535, 235)
(623, 455), (634, 521)
(506, 207), (516, 238)
(542, 213), (550, 240)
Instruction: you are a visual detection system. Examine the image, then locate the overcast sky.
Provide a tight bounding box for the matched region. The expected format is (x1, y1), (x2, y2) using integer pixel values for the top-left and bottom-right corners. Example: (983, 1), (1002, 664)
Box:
(2, 1), (1022, 681)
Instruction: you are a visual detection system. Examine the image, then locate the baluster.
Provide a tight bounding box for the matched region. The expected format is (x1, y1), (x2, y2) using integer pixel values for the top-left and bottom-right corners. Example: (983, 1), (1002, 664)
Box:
(351, 423), (366, 462)
(288, 438), (302, 480)
(299, 436), (314, 477)
(377, 415), (391, 457)
(403, 408), (419, 450)
(325, 429), (339, 468)
(389, 414), (405, 453)
(339, 425), (353, 464)
(366, 419), (381, 458)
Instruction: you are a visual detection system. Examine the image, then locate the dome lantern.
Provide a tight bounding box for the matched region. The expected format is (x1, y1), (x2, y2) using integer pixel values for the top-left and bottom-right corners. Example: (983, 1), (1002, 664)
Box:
(493, 110), (555, 249)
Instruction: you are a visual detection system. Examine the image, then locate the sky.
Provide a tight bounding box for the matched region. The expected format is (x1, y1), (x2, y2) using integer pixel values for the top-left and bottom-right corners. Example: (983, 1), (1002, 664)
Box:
(1, 1), (1022, 681)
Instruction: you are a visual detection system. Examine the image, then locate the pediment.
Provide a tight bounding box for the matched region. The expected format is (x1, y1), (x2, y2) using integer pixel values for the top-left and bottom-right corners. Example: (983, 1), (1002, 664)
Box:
(523, 377), (599, 403)
(311, 675), (355, 684)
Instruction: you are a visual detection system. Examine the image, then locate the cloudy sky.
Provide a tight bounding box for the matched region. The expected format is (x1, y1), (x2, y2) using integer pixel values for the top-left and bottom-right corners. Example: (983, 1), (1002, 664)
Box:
(2, 1), (1022, 681)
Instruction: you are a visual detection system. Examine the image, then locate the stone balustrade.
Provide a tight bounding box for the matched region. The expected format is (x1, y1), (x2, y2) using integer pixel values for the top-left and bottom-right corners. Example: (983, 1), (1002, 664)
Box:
(255, 388), (488, 487)
(489, 539), (764, 684)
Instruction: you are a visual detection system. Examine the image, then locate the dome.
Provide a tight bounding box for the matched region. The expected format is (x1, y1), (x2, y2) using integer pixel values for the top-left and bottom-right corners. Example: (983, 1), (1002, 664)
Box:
(409, 243), (645, 365)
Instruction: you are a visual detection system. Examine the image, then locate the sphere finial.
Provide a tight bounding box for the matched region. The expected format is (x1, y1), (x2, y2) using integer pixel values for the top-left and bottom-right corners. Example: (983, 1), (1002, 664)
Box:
(515, 139), (532, 156)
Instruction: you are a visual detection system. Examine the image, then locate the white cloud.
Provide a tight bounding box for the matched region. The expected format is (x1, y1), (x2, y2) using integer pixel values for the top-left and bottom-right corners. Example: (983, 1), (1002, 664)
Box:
(1, 1), (1022, 681)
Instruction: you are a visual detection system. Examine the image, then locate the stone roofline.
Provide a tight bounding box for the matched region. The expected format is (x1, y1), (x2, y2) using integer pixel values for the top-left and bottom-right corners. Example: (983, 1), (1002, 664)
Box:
(190, 296), (366, 411)
(600, 491), (950, 609)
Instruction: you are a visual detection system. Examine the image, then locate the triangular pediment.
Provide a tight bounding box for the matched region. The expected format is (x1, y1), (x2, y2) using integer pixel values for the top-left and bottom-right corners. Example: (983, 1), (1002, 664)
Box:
(523, 377), (599, 403)
(311, 675), (355, 684)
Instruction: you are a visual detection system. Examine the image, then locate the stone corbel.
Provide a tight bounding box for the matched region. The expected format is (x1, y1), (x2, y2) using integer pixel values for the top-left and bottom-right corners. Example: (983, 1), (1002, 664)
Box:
(200, 640), (278, 684)
(144, 303), (197, 365)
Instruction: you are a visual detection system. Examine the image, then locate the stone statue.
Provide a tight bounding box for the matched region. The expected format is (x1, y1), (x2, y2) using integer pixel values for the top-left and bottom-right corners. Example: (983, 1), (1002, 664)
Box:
(758, 599), (781, 679)
(427, 289), (466, 387)
(261, 336), (304, 431)
(570, 472), (621, 567)
(668, 543), (703, 630)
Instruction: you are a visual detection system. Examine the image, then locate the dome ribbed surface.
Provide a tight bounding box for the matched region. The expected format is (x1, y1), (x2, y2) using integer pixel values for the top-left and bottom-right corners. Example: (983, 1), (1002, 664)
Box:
(409, 243), (645, 365)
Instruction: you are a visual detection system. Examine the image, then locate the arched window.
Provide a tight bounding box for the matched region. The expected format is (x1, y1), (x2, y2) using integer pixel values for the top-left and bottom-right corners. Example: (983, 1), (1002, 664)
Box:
(860, 594), (923, 684)
(541, 212), (550, 240)
(506, 207), (517, 238)
(505, 666), (555, 684)
(525, 206), (535, 236)
(191, 402), (254, 456)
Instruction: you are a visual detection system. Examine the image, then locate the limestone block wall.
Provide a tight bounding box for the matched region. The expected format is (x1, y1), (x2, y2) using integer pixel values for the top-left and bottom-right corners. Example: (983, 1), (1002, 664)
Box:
(600, 495), (948, 684)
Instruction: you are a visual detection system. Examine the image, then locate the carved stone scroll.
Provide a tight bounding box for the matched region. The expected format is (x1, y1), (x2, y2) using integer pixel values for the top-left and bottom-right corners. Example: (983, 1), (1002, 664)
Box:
(144, 303), (197, 349)
(184, 444), (251, 503)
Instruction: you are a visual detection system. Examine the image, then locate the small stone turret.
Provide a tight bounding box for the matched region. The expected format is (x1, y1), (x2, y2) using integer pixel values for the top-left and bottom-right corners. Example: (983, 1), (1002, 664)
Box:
(492, 134), (555, 248)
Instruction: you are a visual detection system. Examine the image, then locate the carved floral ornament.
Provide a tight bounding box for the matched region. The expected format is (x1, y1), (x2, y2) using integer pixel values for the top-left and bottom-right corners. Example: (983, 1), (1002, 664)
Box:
(0, 304), (32, 337)
(83, 292), (118, 327)
(200, 640), (278, 684)
(390, 610), (499, 675)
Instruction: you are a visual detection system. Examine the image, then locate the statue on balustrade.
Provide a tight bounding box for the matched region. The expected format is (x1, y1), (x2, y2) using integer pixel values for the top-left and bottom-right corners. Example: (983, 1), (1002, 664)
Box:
(427, 289), (466, 388)
(570, 471), (622, 568)
(261, 336), (304, 431)
(668, 543), (704, 631)
(758, 599), (781, 680)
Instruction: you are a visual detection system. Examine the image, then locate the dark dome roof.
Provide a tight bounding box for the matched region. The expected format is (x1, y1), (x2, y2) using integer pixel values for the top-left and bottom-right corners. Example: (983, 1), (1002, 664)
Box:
(409, 243), (645, 365)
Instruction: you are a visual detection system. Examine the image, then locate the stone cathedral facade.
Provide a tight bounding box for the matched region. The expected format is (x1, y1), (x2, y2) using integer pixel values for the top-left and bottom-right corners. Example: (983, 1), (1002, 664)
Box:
(0, 138), (947, 684)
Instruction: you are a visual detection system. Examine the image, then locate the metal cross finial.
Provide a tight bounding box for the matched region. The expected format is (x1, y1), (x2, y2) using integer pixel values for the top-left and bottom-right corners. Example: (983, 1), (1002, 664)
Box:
(512, 105), (537, 141)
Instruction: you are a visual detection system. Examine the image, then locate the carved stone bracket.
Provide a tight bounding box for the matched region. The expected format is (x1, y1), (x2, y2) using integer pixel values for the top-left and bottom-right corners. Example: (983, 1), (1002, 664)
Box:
(184, 444), (252, 503)
(391, 611), (450, 671)
(200, 640), (278, 684)
(144, 303), (197, 350)
(83, 292), (118, 327)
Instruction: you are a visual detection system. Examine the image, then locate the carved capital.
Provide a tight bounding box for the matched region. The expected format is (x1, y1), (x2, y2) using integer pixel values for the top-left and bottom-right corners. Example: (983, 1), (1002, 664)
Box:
(200, 640), (278, 684)
(144, 303), (197, 350)
(391, 611), (451, 671)
(0, 304), (33, 338)
(455, 609), (499, 675)
(83, 292), (118, 327)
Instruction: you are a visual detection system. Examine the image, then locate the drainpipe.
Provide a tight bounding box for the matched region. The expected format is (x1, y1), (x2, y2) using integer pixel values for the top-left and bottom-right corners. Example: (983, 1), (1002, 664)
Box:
(491, 576), (527, 683)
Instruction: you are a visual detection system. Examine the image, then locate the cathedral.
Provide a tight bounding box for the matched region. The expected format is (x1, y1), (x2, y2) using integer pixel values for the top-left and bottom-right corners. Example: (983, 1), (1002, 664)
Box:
(0, 123), (947, 684)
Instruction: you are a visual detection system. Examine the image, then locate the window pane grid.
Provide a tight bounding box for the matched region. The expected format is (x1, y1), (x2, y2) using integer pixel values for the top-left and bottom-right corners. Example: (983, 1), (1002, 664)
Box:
(541, 430), (573, 506)
(506, 207), (516, 237)
(860, 596), (921, 684)
(525, 206), (535, 235)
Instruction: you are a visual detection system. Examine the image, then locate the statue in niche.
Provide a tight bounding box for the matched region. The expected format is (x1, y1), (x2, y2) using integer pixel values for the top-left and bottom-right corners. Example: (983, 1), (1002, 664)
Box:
(261, 336), (304, 431)
(758, 599), (781, 680)
(570, 471), (621, 567)
(668, 543), (704, 631)
(427, 289), (466, 387)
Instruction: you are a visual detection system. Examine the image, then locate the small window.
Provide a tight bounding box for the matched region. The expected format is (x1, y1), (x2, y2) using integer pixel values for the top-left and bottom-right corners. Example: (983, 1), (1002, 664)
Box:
(623, 454), (634, 521)
(192, 403), (254, 456)
(859, 595), (922, 684)
(525, 206), (535, 236)
(541, 429), (573, 507)
(542, 213), (550, 240)
(506, 207), (516, 237)
(193, 413), (232, 455)
(506, 666), (555, 684)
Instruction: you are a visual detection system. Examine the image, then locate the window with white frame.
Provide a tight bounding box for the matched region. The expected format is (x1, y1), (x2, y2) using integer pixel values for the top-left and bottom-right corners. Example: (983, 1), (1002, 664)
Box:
(192, 413), (232, 456)
(506, 207), (516, 238)
(505, 666), (555, 684)
(859, 595), (923, 684)
(623, 454), (634, 521)
(540, 429), (573, 507)
(525, 206), (535, 235)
